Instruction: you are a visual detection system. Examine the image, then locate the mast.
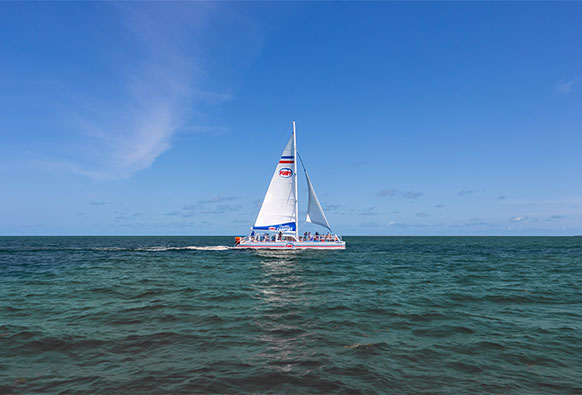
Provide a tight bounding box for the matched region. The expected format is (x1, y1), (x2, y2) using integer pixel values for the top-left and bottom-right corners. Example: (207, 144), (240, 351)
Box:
(293, 121), (298, 240)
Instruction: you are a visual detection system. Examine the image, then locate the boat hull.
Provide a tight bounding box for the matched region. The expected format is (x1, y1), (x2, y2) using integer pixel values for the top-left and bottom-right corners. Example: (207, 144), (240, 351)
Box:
(234, 241), (345, 250)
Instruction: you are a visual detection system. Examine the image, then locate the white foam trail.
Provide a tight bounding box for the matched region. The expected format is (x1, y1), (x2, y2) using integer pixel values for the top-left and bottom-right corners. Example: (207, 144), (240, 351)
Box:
(92, 246), (232, 252)
(141, 246), (232, 251)
(181, 246), (232, 251)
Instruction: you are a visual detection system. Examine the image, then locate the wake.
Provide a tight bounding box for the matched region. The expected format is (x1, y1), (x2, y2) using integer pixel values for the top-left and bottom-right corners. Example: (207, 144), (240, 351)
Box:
(92, 246), (232, 252)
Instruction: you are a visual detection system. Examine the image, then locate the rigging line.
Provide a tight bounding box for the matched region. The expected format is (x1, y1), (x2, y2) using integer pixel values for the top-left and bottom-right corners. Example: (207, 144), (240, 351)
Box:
(297, 151), (308, 173)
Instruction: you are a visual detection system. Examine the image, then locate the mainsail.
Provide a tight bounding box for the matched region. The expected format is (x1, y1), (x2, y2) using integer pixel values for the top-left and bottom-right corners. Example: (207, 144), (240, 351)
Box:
(305, 171), (331, 231)
(253, 131), (297, 232)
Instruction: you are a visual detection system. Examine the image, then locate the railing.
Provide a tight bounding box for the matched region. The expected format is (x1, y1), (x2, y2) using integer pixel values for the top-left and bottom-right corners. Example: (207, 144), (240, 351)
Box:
(243, 234), (342, 243)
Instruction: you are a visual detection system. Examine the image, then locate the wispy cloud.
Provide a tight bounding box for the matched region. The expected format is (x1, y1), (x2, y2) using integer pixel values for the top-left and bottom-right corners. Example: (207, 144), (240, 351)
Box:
(378, 189), (422, 199)
(115, 212), (143, 222)
(53, 3), (259, 180)
(453, 218), (496, 228)
(173, 195), (243, 217)
(324, 204), (341, 212)
(197, 196), (238, 205)
(359, 221), (379, 228)
(415, 212), (430, 217)
(510, 215), (535, 223)
(378, 189), (398, 197)
(360, 206), (378, 216)
(555, 78), (580, 94)
(458, 189), (478, 196)
(89, 200), (106, 206)
(384, 222), (431, 229)
(497, 195), (506, 200)
(402, 191), (422, 199)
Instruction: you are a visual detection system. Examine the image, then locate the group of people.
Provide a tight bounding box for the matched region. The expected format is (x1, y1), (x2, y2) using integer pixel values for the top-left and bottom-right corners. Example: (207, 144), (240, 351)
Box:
(249, 230), (282, 242)
(247, 230), (339, 243)
(300, 232), (338, 242)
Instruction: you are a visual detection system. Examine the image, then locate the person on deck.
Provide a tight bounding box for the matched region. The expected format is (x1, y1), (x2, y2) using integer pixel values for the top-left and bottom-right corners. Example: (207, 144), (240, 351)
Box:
(278, 231), (283, 241)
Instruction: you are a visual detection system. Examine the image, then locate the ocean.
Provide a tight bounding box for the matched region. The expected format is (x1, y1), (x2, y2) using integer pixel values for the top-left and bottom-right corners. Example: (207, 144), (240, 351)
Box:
(1, 236), (581, 393)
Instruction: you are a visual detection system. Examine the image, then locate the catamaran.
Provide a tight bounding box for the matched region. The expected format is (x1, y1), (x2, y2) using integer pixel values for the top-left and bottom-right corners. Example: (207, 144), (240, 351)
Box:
(234, 122), (345, 250)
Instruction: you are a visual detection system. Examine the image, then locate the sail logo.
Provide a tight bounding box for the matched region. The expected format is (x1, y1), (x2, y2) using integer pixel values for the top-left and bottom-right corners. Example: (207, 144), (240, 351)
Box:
(279, 168), (293, 178)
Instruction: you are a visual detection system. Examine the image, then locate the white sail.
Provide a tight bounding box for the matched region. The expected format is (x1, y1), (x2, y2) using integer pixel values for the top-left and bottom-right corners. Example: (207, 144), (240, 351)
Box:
(253, 132), (297, 233)
(305, 171), (331, 231)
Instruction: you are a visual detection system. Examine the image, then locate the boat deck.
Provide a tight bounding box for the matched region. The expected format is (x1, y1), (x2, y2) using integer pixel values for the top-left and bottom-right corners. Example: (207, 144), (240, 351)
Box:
(234, 240), (345, 249)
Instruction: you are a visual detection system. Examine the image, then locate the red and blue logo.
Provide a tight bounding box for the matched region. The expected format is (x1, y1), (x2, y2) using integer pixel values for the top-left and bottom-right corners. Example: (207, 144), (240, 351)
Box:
(279, 168), (293, 178)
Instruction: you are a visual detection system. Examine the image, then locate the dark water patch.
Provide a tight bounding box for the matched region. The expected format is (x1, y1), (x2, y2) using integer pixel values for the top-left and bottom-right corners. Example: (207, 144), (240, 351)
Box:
(16, 336), (108, 355)
(476, 340), (506, 350)
(447, 360), (483, 374)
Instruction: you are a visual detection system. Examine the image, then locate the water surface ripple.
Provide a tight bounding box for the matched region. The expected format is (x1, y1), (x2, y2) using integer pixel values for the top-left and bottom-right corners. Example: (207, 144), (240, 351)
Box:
(1, 236), (581, 393)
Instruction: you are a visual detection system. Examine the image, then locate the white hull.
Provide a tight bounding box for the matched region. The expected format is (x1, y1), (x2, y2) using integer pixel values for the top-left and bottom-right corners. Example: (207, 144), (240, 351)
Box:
(234, 241), (345, 250)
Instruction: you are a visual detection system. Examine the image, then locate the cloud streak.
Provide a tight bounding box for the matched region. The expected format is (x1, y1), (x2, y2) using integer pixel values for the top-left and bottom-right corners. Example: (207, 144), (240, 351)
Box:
(168, 195), (243, 218)
(378, 189), (422, 199)
(56, 3), (256, 180)
(458, 189), (478, 196)
(510, 216), (537, 223)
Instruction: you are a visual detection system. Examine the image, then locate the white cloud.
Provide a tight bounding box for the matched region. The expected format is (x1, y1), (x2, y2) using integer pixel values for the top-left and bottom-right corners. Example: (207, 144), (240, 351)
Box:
(55, 3), (259, 180)
(510, 216), (528, 222)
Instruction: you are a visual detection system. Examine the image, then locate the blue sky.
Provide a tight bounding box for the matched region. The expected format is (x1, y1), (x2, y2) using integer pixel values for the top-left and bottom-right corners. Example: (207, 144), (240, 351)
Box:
(1, 2), (581, 235)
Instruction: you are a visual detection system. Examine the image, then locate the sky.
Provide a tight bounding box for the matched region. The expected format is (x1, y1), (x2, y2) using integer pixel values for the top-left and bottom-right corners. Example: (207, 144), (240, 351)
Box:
(1, 2), (581, 236)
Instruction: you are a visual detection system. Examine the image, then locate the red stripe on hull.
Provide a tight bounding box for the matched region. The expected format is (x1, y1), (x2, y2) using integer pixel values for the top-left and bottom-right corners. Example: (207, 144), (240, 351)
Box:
(279, 161), (294, 164)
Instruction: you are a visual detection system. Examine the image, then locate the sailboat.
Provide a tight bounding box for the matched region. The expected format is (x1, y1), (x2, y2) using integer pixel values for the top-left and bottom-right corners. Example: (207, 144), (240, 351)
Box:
(234, 122), (345, 250)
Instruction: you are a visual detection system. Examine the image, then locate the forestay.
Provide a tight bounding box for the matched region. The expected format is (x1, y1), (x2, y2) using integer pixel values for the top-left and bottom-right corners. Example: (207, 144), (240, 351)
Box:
(253, 133), (297, 232)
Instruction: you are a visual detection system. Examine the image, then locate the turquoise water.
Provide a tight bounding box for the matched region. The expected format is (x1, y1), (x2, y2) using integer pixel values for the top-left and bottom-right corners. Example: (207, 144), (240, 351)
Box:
(1, 236), (581, 393)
